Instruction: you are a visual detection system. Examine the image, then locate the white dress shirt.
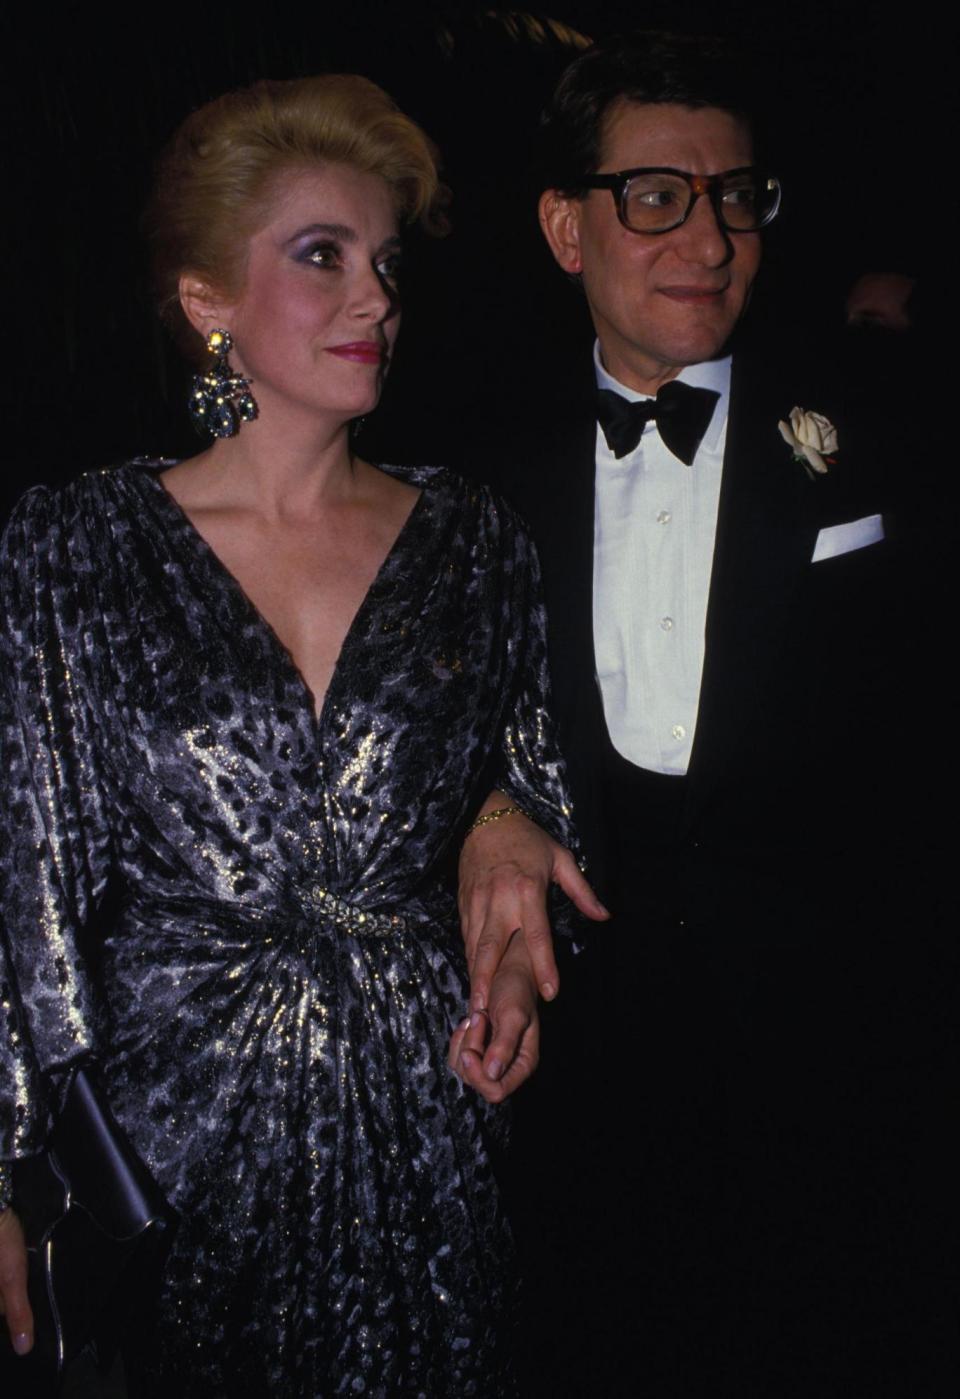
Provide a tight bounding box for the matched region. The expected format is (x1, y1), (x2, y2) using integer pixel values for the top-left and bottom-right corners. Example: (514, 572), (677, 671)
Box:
(593, 346), (730, 776)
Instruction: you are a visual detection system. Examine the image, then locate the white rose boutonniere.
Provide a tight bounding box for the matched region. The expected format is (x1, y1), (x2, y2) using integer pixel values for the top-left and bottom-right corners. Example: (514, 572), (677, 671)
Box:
(777, 407), (838, 479)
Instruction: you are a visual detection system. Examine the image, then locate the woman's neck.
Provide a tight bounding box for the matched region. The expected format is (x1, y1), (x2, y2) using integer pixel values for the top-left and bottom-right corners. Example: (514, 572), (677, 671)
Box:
(190, 413), (369, 522)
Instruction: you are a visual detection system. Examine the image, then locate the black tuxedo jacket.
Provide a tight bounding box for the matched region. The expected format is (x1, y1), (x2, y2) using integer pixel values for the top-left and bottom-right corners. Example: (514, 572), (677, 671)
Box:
(466, 342), (903, 943)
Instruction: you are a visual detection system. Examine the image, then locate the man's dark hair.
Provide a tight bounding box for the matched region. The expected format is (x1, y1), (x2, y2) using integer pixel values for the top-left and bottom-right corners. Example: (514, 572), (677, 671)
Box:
(540, 31), (760, 194)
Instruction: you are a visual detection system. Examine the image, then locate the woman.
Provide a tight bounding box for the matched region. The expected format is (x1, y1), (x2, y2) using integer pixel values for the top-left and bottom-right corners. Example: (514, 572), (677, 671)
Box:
(0, 74), (589, 1396)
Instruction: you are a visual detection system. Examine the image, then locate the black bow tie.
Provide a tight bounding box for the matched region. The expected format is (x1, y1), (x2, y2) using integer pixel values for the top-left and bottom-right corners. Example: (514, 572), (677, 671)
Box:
(597, 380), (720, 465)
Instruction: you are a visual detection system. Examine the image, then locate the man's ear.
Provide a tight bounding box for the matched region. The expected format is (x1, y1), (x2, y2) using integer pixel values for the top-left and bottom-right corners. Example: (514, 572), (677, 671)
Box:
(538, 190), (584, 275)
(179, 274), (233, 342)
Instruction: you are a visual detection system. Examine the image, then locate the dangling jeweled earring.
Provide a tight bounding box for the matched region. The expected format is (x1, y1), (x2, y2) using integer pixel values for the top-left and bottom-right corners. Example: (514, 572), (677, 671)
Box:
(188, 328), (258, 438)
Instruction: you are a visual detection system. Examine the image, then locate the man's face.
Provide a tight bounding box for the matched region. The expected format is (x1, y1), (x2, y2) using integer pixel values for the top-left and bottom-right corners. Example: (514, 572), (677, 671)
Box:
(540, 102), (763, 394)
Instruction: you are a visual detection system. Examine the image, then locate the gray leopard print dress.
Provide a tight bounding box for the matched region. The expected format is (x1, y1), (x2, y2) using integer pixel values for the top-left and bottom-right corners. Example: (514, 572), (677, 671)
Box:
(0, 460), (576, 1397)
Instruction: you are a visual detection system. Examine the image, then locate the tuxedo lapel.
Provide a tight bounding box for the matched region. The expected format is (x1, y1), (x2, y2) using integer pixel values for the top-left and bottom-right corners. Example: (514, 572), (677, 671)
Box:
(687, 353), (818, 816)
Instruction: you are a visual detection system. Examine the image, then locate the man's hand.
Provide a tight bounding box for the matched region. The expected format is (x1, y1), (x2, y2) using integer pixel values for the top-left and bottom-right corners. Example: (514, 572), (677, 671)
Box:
(458, 793), (608, 1012)
(448, 931), (540, 1103)
(0, 1207), (33, 1356)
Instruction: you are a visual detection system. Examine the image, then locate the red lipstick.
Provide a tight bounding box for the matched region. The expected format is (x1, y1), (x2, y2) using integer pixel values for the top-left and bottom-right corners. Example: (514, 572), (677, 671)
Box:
(326, 342), (386, 364)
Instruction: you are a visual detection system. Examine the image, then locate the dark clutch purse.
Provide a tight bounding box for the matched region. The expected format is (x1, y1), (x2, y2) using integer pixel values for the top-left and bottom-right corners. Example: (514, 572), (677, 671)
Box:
(11, 1066), (175, 1382)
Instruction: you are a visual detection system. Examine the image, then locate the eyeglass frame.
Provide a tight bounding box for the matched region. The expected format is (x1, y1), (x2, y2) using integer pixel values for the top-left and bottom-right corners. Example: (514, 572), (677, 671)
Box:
(575, 165), (782, 235)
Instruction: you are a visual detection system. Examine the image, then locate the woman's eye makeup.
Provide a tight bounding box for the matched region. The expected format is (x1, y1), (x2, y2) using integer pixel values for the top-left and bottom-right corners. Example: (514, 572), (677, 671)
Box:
(302, 241), (342, 268)
(289, 231), (402, 284)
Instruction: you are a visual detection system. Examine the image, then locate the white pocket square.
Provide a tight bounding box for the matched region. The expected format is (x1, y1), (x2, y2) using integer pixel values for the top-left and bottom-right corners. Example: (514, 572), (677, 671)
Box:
(811, 514), (884, 563)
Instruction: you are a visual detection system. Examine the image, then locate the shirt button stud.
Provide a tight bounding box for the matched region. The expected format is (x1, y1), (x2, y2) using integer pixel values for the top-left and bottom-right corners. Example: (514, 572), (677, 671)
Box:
(671, 723), (686, 741)
(660, 616), (674, 631)
(656, 510), (672, 524)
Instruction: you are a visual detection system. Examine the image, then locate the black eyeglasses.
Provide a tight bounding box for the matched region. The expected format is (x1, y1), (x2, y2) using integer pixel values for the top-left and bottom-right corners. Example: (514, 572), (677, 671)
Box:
(578, 166), (782, 235)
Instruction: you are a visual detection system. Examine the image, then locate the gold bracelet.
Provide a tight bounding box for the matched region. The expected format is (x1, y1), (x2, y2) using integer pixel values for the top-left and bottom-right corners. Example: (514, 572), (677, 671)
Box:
(464, 805), (524, 838)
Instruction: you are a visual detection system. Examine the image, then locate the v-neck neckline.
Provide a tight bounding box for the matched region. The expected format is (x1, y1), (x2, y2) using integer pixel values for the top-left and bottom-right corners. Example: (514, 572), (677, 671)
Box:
(139, 462), (429, 730)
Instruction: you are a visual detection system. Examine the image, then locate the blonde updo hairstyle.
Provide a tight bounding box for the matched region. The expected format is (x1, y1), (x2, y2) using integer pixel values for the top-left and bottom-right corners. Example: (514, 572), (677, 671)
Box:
(145, 73), (444, 360)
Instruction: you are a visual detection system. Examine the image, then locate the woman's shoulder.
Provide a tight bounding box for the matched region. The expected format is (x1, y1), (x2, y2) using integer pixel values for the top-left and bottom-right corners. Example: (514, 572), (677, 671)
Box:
(1, 460), (171, 586)
(377, 461), (529, 538)
(5, 459), (168, 530)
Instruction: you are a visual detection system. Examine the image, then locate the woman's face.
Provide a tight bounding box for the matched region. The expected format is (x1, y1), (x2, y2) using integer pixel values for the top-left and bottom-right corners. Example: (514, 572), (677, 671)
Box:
(214, 163), (402, 426)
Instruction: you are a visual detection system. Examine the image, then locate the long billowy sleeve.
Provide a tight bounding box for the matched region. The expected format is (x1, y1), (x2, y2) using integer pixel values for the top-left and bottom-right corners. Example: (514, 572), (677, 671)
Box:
(0, 488), (110, 1160)
(492, 514), (585, 934)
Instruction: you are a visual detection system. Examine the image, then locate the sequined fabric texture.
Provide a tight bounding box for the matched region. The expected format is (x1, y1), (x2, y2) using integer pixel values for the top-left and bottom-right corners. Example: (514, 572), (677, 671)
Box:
(0, 461), (576, 1397)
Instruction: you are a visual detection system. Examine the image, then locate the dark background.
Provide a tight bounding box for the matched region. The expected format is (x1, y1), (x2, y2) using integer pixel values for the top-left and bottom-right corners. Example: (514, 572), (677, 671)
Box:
(1, 1), (950, 510)
(1, 7), (956, 1395)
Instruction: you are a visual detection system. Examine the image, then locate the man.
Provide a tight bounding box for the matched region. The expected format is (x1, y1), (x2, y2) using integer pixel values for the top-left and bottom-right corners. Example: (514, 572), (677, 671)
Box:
(456, 32), (946, 1398)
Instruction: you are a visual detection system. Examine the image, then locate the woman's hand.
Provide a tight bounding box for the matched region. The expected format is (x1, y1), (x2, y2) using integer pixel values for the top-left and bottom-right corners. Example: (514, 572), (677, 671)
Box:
(458, 793), (608, 1012)
(0, 1207), (33, 1356)
(448, 932), (540, 1103)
